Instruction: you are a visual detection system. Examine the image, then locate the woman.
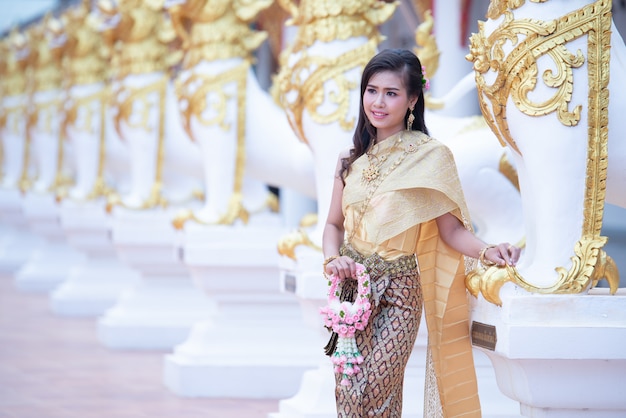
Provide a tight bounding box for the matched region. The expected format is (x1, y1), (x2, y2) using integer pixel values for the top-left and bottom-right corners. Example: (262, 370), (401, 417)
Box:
(322, 49), (521, 417)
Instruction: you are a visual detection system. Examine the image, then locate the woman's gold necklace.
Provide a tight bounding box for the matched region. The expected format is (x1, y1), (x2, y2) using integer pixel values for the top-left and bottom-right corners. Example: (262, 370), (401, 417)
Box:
(350, 132), (419, 241)
(361, 150), (387, 183)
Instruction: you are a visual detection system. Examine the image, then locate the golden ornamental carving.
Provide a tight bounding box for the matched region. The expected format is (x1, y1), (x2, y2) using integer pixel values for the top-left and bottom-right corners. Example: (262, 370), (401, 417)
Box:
(275, 0), (396, 143)
(172, 192), (279, 230)
(277, 0), (396, 52)
(174, 61), (250, 225)
(277, 213), (321, 260)
(1, 27), (30, 97)
(276, 38), (378, 144)
(95, 0), (181, 78)
(465, 0), (618, 305)
(487, 0), (548, 20)
(30, 14), (65, 92)
(168, 1), (275, 227)
(19, 108), (36, 193)
(2, 105), (26, 137)
(168, 0), (272, 69)
(175, 62), (249, 139)
(411, 8), (444, 110)
(31, 97), (72, 195)
(109, 76), (168, 210)
(62, 0), (111, 86)
(62, 87), (113, 201)
(413, 9), (439, 83)
(0, 38), (7, 100)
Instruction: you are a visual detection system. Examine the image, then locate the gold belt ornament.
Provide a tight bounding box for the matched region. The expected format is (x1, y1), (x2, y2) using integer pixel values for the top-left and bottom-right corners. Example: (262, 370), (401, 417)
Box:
(465, 0), (618, 305)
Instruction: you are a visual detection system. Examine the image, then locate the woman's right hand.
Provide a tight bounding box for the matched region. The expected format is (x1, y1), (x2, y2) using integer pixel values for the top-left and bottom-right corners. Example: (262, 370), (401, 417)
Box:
(324, 255), (358, 280)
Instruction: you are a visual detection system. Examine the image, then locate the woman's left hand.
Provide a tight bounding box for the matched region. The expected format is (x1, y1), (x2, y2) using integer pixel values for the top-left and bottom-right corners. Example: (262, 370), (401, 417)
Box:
(483, 243), (521, 267)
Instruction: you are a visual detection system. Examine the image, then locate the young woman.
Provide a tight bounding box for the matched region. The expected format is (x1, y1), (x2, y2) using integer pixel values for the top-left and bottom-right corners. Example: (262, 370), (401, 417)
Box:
(322, 49), (521, 417)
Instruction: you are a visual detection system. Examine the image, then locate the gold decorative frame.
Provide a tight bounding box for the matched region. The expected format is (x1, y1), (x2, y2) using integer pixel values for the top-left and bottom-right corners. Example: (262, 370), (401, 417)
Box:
(466, 0), (619, 305)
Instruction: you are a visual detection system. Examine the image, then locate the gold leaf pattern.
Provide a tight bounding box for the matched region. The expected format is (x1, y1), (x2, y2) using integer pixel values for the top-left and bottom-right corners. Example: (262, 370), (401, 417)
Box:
(465, 0), (616, 303)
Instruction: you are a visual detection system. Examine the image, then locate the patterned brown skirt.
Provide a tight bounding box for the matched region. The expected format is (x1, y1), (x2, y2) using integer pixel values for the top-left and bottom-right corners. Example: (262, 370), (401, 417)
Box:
(334, 244), (423, 417)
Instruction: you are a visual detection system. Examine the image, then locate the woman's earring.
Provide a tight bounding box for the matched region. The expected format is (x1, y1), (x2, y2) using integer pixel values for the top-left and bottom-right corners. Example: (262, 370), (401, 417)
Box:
(407, 106), (415, 131)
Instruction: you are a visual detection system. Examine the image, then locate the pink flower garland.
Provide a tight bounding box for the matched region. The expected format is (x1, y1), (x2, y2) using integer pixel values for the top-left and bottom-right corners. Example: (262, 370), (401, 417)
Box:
(319, 262), (372, 387)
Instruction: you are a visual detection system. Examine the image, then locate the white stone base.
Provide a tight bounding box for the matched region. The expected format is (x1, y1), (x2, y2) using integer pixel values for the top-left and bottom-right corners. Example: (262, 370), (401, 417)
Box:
(0, 223), (43, 275)
(15, 193), (87, 292)
(470, 286), (626, 417)
(50, 200), (141, 316)
(98, 207), (216, 350)
(164, 215), (321, 398)
(50, 258), (141, 316)
(0, 189), (43, 274)
(164, 314), (322, 398)
(272, 247), (522, 418)
(0, 188), (25, 225)
(97, 277), (216, 350)
(14, 241), (86, 292)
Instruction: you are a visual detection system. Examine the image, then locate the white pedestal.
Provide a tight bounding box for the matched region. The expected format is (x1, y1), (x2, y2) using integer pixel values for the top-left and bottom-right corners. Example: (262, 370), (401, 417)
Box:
(0, 189), (44, 274)
(15, 194), (86, 292)
(163, 214), (320, 398)
(52, 200), (141, 316)
(0, 222), (44, 276)
(271, 247), (522, 418)
(97, 207), (215, 350)
(470, 286), (626, 418)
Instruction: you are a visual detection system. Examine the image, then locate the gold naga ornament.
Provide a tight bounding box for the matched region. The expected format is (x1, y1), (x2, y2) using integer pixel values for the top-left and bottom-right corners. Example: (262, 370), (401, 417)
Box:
(465, 0), (619, 305)
(168, 0), (274, 228)
(60, 0), (115, 201)
(97, 0), (182, 210)
(275, 0), (397, 144)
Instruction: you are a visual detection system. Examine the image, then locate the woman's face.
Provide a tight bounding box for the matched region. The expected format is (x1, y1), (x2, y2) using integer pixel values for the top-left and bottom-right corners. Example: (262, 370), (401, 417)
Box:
(363, 70), (416, 142)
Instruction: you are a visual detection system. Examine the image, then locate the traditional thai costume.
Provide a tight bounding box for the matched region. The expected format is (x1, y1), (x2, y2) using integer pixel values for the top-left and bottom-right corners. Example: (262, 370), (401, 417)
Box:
(334, 129), (481, 417)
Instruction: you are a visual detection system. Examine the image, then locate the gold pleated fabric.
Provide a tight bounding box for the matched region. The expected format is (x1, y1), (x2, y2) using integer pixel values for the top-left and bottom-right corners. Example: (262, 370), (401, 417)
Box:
(341, 130), (481, 417)
(417, 219), (481, 417)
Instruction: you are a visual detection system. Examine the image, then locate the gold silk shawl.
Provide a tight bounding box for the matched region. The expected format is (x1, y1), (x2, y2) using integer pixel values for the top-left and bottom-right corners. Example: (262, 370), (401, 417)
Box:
(342, 130), (481, 417)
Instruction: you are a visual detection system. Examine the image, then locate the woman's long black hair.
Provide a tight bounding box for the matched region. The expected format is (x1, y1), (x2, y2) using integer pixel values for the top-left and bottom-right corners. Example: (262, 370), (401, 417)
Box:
(340, 49), (428, 181)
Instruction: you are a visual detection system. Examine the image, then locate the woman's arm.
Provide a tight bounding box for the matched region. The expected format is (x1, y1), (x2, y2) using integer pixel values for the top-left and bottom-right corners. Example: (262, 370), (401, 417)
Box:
(322, 152), (357, 279)
(436, 212), (520, 266)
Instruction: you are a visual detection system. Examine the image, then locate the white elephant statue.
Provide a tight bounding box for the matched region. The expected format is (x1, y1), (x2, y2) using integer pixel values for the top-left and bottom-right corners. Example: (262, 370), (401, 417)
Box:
(466, 0), (624, 304)
(165, 0), (315, 226)
(93, 0), (203, 210)
(28, 14), (74, 196)
(59, 0), (129, 201)
(0, 28), (31, 191)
